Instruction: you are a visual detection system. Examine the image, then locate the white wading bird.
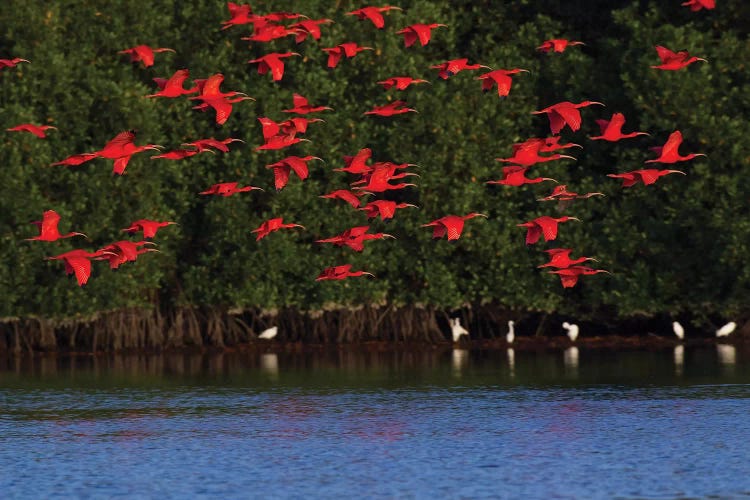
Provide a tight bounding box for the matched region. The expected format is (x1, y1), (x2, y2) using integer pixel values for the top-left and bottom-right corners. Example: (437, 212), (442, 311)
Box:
(506, 320), (515, 344)
(258, 326), (278, 340)
(563, 322), (579, 342)
(451, 318), (469, 342)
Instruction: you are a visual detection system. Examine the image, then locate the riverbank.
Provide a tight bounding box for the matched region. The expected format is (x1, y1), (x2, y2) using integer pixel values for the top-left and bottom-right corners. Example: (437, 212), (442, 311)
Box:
(1, 305), (746, 354)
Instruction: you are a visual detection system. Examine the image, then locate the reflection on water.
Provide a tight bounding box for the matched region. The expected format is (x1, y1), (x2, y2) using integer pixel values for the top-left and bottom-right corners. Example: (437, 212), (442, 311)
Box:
(1, 346), (750, 498)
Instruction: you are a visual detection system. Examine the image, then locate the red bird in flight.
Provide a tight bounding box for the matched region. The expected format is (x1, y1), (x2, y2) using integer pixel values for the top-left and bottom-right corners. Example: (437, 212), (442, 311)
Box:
(423, 213), (487, 241)
(377, 76), (430, 91)
(589, 113), (649, 141)
(322, 43), (373, 69)
(537, 39), (585, 53)
(476, 68), (529, 97)
(537, 184), (604, 201)
(518, 216), (580, 245)
(346, 6), (402, 29)
(532, 100), (604, 135)
(267, 155), (322, 190)
(51, 153), (99, 167)
(200, 182), (263, 196)
(645, 131), (706, 164)
(289, 18), (334, 43)
(397, 23), (447, 47)
(316, 264), (374, 281)
(283, 93), (333, 114)
(431, 58), (489, 79)
(190, 73), (254, 125)
(549, 266), (610, 288)
(118, 45), (174, 67)
(320, 189), (371, 208)
(538, 248), (597, 269)
(364, 101), (417, 117)
(651, 46), (707, 70)
(607, 169), (686, 187)
(682, 0), (715, 11)
(316, 225), (395, 252)
(147, 69), (198, 98)
(96, 130), (163, 175)
(497, 139), (576, 166)
(486, 166), (557, 187)
(46, 249), (116, 287)
(7, 123), (57, 138)
(336, 148), (373, 174)
(26, 210), (87, 242)
(96, 240), (158, 269)
(359, 200), (417, 221)
(151, 148), (211, 160)
(252, 218), (305, 241)
(221, 2), (254, 30)
(122, 219), (176, 239)
(248, 52), (300, 81)
(0, 57), (29, 69)
(181, 137), (243, 153)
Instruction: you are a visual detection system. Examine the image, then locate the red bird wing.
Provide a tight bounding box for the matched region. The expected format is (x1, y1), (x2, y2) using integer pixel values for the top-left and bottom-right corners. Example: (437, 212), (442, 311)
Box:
(134, 45), (155, 67)
(414, 25), (433, 46)
(359, 7), (385, 28)
(163, 69), (190, 94)
(524, 224), (541, 245)
(205, 97), (232, 125)
(39, 210), (61, 238)
(324, 48), (343, 68)
(101, 130), (136, 157)
(636, 169), (663, 185)
(399, 28), (418, 48)
(112, 156), (132, 175)
(285, 157), (310, 180)
(661, 131), (683, 159)
(607, 112), (626, 135)
(292, 93), (309, 109)
(551, 103), (582, 133)
(491, 72), (512, 96)
(655, 45), (678, 64)
(258, 117), (282, 140)
(65, 256), (93, 286)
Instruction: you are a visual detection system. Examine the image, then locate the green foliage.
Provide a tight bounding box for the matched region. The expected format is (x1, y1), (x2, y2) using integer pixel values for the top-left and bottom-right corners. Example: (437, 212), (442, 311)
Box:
(0, 0), (747, 325)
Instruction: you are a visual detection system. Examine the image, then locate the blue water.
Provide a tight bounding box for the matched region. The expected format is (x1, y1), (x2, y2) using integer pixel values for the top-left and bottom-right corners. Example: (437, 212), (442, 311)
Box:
(1, 346), (750, 498)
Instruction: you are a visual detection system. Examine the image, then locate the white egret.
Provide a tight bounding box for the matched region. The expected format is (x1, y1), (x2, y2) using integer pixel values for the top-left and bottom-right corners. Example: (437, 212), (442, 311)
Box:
(716, 322), (736, 338)
(451, 318), (469, 342)
(672, 321), (685, 340)
(562, 321), (579, 342)
(258, 326), (278, 339)
(506, 320), (515, 344)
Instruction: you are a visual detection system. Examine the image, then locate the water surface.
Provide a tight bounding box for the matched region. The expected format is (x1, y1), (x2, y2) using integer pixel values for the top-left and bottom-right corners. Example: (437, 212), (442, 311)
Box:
(1, 346), (749, 498)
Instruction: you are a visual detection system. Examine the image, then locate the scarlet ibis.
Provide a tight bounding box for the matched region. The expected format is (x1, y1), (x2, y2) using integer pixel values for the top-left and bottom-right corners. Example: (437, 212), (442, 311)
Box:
(537, 184), (604, 201)
(359, 200), (417, 221)
(486, 166), (557, 187)
(682, 0), (715, 11)
(279, 117), (324, 136)
(377, 76), (430, 91)
(496, 140), (576, 166)
(651, 45), (707, 70)
(283, 93), (333, 114)
(422, 213), (488, 241)
(316, 226), (395, 252)
(476, 68), (529, 97)
(200, 182), (263, 196)
(247, 52), (300, 81)
(716, 322), (736, 337)
(431, 58), (489, 79)
(538, 248), (597, 269)
(26, 210), (87, 242)
(181, 137), (243, 153)
(364, 101), (417, 117)
(7, 123), (57, 138)
(122, 219), (176, 239)
(450, 318), (469, 342)
(266, 156), (322, 190)
(608, 169), (686, 187)
(289, 18), (334, 43)
(146, 69), (197, 98)
(562, 322), (579, 342)
(189, 73), (253, 125)
(336, 148), (373, 174)
(322, 42), (373, 69)
(538, 136), (582, 153)
(252, 218), (305, 241)
(549, 266), (610, 288)
(151, 148), (209, 160)
(51, 153), (99, 167)
(518, 216), (580, 245)
(221, 2), (254, 30)
(352, 164), (418, 192)
(346, 6), (402, 29)
(532, 100), (604, 135)
(537, 39), (585, 53)
(589, 112), (649, 141)
(118, 45), (174, 67)
(46, 249), (116, 287)
(255, 135), (310, 151)
(242, 23), (302, 43)
(397, 23), (447, 47)
(316, 264), (374, 281)
(645, 131), (706, 164)
(0, 57), (29, 69)
(96, 240), (158, 269)
(319, 189), (370, 208)
(95, 130), (163, 175)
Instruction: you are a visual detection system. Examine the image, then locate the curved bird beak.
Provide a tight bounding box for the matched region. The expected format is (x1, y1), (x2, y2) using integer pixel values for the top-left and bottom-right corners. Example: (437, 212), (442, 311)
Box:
(382, 234), (396, 239)
(559, 155), (576, 161)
